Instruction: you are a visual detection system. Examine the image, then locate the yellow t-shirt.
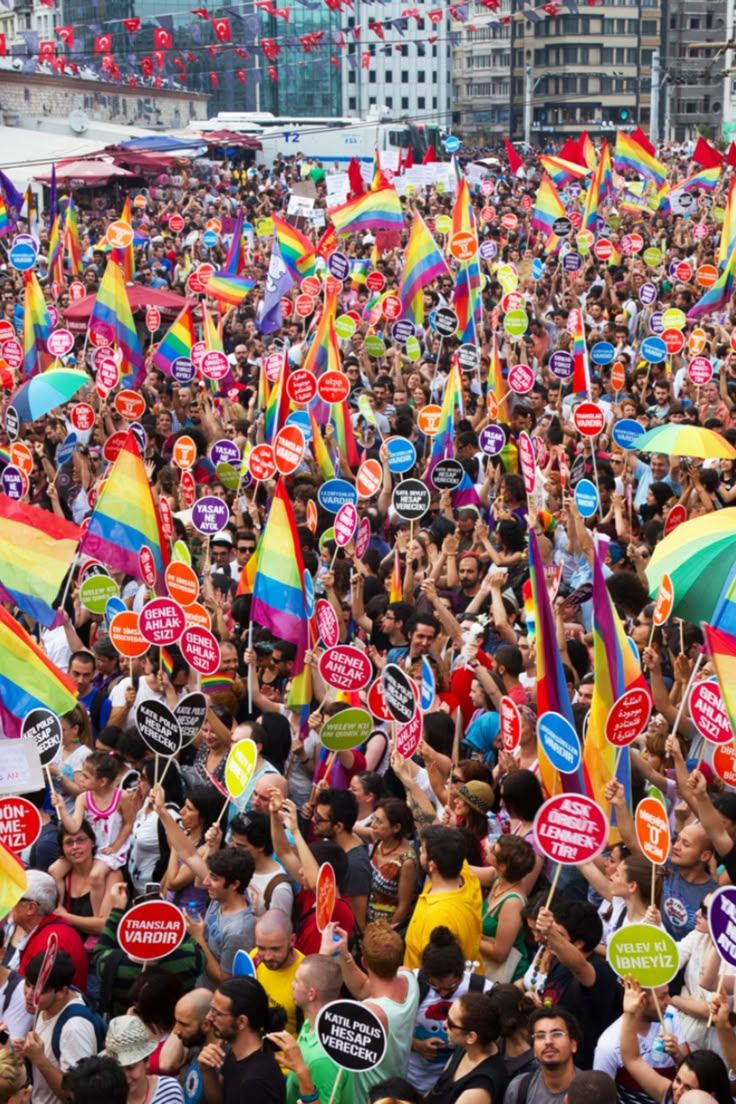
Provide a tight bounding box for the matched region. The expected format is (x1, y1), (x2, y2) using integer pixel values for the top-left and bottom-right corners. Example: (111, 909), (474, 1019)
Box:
(252, 950), (304, 1037)
(403, 861), (482, 971)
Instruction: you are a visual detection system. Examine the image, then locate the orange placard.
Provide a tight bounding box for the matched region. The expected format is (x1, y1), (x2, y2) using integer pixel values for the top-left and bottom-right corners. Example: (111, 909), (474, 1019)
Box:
(652, 573), (674, 626)
(487, 391), (499, 419)
(185, 602), (210, 630)
(306, 499), (318, 533)
(109, 611), (149, 658)
(611, 361), (626, 392)
(696, 264), (718, 289)
(714, 744), (736, 787)
(10, 442), (33, 476)
(315, 862), (336, 932)
(449, 230), (478, 262)
(173, 435), (196, 470)
(356, 459), (382, 499)
(417, 404), (442, 436)
(688, 327), (707, 355)
(106, 220), (133, 249)
(635, 796), (670, 866)
(165, 561), (200, 607)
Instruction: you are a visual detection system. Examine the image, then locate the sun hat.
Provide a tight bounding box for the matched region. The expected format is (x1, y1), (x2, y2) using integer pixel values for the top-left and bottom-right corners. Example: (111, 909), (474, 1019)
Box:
(103, 1016), (157, 1067)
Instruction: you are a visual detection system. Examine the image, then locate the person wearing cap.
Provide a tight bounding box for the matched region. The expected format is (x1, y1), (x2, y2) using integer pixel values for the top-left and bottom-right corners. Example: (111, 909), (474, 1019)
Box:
(209, 533), (239, 584)
(103, 1015), (184, 1104)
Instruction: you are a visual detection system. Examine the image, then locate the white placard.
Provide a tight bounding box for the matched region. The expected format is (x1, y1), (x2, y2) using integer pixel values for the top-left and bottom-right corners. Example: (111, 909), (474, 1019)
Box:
(0, 738), (44, 796)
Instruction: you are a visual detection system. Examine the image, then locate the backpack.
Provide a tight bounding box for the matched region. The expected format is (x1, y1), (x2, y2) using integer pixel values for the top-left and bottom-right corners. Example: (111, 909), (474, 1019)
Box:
(416, 969), (486, 1006)
(1, 971), (22, 1014)
(263, 872), (292, 912)
(51, 997), (107, 1060)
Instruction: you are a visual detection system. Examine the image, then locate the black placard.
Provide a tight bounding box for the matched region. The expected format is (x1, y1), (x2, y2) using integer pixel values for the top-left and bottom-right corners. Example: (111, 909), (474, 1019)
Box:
(381, 663), (416, 725)
(391, 479), (430, 521)
(315, 999), (387, 1072)
(435, 307), (459, 338)
(22, 709), (62, 766)
(174, 692), (208, 746)
(136, 700), (183, 758)
(431, 459), (465, 490)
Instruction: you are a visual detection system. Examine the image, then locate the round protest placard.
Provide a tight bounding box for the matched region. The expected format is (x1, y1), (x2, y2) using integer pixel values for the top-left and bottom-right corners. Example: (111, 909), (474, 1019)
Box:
(191, 497), (229, 536)
(316, 599), (340, 649)
(690, 679), (732, 744)
(607, 923), (679, 988)
(381, 663), (417, 726)
(652, 574), (674, 626)
(605, 687), (652, 747)
(318, 479), (358, 513)
(431, 459), (464, 491)
(537, 712), (581, 774)
(225, 738), (258, 799)
(707, 886), (736, 968)
(139, 598), (187, 646)
(0, 796), (42, 853)
(180, 626), (221, 676)
(274, 424), (306, 476)
(320, 708), (374, 752)
(334, 502), (358, 547)
(79, 572), (119, 615)
(391, 479), (430, 522)
(117, 900), (187, 963)
(33, 932), (58, 1008)
(714, 744), (736, 787)
(248, 444), (277, 483)
(165, 562), (199, 608)
(22, 708), (62, 766)
(385, 438), (417, 474)
(500, 696), (521, 752)
(355, 517), (371, 560)
(356, 460), (382, 500)
(136, 700), (183, 760)
(173, 692), (208, 745)
(534, 793), (608, 865)
(319, 646), (372, 692)
(396, 710), (422, 759)
(316, 862), (337, 932)
(518, 431), (536, 495)
(367, 679), (393, 723)
(635, 796), (671, 866)
(315, 999), (387, 1072)
(110, 611), (148, 658)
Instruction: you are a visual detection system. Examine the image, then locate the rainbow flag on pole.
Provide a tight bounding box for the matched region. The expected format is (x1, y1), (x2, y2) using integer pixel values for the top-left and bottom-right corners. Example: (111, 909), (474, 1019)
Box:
(271, 213), (317, 280)
(538, 155), (591, 186)
(614, 130), (667, 187)
(529, 529), (587, 799)
(0, 497), (79, 627)
(488, 335), (509, 423)
(78, 430), (169, 595)
(570, 308), (590, 394)
(0, 841), (26, 922)
(0, 603), (78, 739)
(328, 186), (404, 234)
(583, 549), (652, 825)
(22, 270), (52, 381)
(532, 175), (566, 237)
(112, 196), (135, 284)
(153, 302), (195, 376)
(89, 260), (145, 389)
(63, 197), (82, 277)
(47, 215), (64, 289)
(398, 214), (449, 326)
(704, 624), (736, 748)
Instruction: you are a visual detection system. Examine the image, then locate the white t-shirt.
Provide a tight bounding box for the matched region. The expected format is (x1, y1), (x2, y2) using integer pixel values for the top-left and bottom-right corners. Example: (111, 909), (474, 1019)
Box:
(593, 1007), (687, 1096)
(33, 996), (99, 1104)
(248, 867), (295, 917)
(0, 971), (33, 1039)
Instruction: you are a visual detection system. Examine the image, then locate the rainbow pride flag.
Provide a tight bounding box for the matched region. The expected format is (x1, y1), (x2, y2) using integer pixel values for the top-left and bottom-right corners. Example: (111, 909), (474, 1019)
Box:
(450, 176), (482, 341)
(202, 672), (236, 695)
(203, 271), (255, 306)
(22, 271), (52, 381)
(64, 197), (82, 277)
(153, 302), (195, 376)
(487, 335), (509, 423)
(398, 214), (449, 326)
(580, 131), (597, 170)
(224, 209), (246, 276)
(112, 197), (135, 284)
(389, 548), (402, 603)
(430, 357), (463, 463)
(0, 841), (26, 922)
(529, 529), (586, 799)
(271, 213), (317, 280)
(47, 215), (64, 289)
(78, 430), (169, 595)
(89, 260), (145, 389)
(309, 409), (335, 480)
(0, 603), (78, 739)
(264, 349), (289, 444)
(0, 196), (9, 239)
(328, 186), (404, 235)
(538, 155), (591, 186)
(532, 175), (566, 237)
(583, 548), (651, 827)
(688, 243), (736, 320)
(330, 399), (360, 468)
(704, 625), (736, 749)
(678, 165), (721, 193)
(571, 309), (590, 394)
(0, 497), (79, 627)
(614, 131), (667, 187)
(719, 179), (736, 266)
(302, 291), (339, 379)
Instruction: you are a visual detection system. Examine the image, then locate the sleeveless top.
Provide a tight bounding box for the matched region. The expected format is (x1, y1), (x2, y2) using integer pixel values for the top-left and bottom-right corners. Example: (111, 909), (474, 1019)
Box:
(84, 788), (129, 868)
(481, 889), (529, 981)
(354, 969), (420, 1104)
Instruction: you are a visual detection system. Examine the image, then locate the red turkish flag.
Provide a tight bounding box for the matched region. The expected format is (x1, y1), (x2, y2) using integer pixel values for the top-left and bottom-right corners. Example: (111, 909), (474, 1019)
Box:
(268, 64), (277, 80)
(361, 49), (370, 67)
(39, 40), (55, 58)
(692, 135), (723, 169)
(427, 8), (443, 21)
(122, 18), (140, 31)
(0, 33), (7, 56)
(368, 20), (384, 37)
(237, 68), (246, 83)
(140, 55), (154, 75)
(94, 33), (112, 53)
(153, 28), (172, 49)
(726, 142), (736, 170)
(209, 70), (218, 86)
(55, 25), (74, 46)
(212, 18), (231, 42)
(152, 49), (165, 69)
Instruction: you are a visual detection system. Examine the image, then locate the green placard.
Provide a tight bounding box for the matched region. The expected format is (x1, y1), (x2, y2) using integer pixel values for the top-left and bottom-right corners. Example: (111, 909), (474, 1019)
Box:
(216, 462), (240, 491)
(172, 540), (192, 566)
(335, 314), (357, 339)
(321, 707), (373, 751)
(662, 308), (686, 331)
(607, 923), (679, 987)
(643, 247), (662, 266)
(435, 215), (451, 234)
(365, 335), (386, 358)
(405, 335), (421, 361)
(504, 309), (528, 337)
(79, 574), (119, 615)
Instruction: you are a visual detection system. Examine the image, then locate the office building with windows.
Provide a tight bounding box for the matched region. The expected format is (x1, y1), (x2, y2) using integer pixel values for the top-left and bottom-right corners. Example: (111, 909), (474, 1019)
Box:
(451, 0), (511, 138)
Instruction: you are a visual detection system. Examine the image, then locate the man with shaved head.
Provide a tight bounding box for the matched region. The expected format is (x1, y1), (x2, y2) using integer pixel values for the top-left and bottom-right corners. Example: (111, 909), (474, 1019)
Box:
(173, 988), (214, 1104)
(267, 955), (350, 1104)
(251, 909), (303, 1036)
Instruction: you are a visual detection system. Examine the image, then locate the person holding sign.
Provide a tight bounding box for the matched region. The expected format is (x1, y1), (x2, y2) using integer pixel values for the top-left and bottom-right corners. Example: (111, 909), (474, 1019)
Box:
(615, 980), (731, 1104)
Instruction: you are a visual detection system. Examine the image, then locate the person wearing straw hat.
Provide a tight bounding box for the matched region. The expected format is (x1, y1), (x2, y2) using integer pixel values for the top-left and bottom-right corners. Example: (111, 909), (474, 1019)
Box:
(103, 1015), (184, 1104)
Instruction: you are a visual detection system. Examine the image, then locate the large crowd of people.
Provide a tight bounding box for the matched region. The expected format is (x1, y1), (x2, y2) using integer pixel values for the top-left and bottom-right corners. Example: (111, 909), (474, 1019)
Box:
(2, 131), (736, 1104)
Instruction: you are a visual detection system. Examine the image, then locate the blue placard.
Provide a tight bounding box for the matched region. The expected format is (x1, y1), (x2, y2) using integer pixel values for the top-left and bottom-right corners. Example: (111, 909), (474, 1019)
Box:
(574, 478), (599, 519)
(56, 433), (77, 467)
(444, 136), (461, 152)
(532, 258), (543, 281)
(612, 418), (646, 451)
(318, 479), (358, 513)
(641, 336), (667, 364)
(286, 410), (312, 442)
(386, 437), (417, 474)
(202, 229), (219, 248)
(9, 241), (37, 271)
(105, 596), (127, 628)
(537, 712), (582, 774)
(428, 309), (438, 333)
(232, 949), (256, 977)
(421, 656), (435, 711)
(590, 341), (615, 366)
(304, 569), (315, 619)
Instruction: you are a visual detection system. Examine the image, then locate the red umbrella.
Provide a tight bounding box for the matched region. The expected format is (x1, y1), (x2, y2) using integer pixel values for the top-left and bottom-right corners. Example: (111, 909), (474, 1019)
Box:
(63, 285), (191, 333)
(33, 160), (138, 185)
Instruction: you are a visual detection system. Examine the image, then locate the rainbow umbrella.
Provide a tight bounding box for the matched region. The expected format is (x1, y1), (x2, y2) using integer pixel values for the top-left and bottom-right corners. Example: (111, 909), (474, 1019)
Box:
(8, 368), (89, 425)
(634, 423), (736, 459)
(646, 508), (736, 624)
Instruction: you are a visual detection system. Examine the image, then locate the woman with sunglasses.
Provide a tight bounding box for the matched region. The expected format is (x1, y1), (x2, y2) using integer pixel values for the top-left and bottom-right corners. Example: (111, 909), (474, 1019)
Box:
(425, 992), (507, 1104)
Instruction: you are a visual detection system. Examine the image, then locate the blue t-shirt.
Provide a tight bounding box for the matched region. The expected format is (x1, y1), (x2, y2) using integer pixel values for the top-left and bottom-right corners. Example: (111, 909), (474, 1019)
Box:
(662, 865), (717, 939)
